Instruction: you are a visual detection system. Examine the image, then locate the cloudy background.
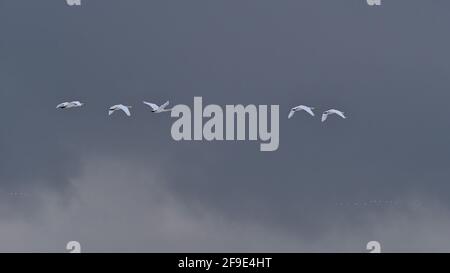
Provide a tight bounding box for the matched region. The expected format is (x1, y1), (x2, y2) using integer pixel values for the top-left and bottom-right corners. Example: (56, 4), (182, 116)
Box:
(1, 0), (450, 252)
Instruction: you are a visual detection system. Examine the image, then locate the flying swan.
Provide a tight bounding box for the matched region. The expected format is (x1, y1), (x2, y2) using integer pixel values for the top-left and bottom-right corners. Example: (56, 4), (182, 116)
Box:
(288, 105), (315, 119)
(143, 101), (172, 113)
(56, 101), (84, 109)
(108, 104), (132, 116)
(321, 109), (346, 122)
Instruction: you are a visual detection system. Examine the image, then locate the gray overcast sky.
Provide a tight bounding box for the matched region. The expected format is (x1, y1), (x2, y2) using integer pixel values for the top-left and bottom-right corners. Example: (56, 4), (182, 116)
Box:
(1, 0), (450, 252)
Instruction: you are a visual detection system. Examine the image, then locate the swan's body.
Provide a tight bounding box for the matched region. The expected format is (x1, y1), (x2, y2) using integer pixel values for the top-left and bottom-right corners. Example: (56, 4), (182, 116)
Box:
(321, 109), (346, 122)
(108, 104), (132, 116)
(66, 241), (82, 253)
(288, 105), (315, 119)
(366, 241), (381, 253)
(56, 101), (84, 109)
(143, 101), (171, 113)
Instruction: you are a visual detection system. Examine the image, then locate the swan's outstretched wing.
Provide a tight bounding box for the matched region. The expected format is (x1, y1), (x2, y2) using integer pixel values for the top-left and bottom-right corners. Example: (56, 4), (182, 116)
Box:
(327, 109), (346, 119)
(302, 107), (315, 117)
(108, 109), (115, 116)
(288, 110), (295, 119)
(143, 101), (159, 111)
(334, 111), (346, 119)
(160, 101), (170, 109)
(118, 105), (131, 116)
(321, 113), (328, 122)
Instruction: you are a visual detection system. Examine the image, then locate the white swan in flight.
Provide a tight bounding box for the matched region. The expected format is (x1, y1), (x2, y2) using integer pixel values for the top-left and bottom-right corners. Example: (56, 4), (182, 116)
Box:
(56, 101), (84, 109)
(143, 101), (172, 113)
(321, 109), (346, 122)
(288, 105), (315, 119)
(108, 104), (132, 116)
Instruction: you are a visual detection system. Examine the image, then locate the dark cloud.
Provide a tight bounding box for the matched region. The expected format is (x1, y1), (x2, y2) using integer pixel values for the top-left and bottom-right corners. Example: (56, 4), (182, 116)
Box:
(1, 0), (450, 251)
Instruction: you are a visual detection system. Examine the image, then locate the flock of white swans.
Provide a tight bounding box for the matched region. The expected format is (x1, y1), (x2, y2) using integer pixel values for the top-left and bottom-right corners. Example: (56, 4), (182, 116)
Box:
(287, 105), (346, 122)
(56, 100), (172, 117)
(56, 100), (346, 122)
